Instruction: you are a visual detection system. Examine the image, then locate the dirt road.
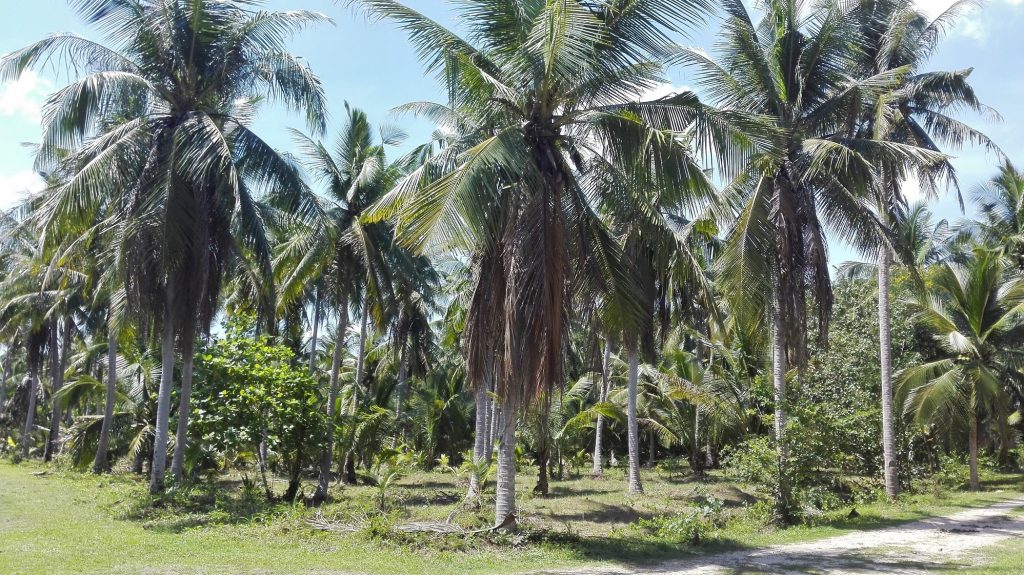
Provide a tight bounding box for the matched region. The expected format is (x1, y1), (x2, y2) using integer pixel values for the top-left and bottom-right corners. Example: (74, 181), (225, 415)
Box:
(548, 497), (1024, 574)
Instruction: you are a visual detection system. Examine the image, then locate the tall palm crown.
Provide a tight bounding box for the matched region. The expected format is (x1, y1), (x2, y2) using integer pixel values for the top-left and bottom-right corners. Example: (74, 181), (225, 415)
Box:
(854, 0), (998, 225)
(355, 0), (747, 409)
(689, 0), (940, 360)
(2, 0), (328, 333)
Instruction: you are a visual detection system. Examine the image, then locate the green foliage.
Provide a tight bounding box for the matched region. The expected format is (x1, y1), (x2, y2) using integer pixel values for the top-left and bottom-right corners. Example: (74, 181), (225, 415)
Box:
(630, 497), (724, 545)
(191, 317), (326, 498)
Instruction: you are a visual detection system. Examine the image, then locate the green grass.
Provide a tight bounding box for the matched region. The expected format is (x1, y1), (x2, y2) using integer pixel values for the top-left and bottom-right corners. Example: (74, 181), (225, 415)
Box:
(1, 460), (1022, 575)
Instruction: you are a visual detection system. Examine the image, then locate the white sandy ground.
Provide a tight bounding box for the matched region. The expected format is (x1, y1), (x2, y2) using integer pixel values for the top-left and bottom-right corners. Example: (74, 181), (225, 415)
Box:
(540, 497), (1024, 575)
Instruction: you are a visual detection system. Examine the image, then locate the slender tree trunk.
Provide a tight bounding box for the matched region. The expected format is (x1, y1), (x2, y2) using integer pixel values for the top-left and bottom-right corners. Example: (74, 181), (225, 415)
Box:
(486, 383), (497, 463)
(170, 332), (196, 482)
(150, 283), (177, 494)
(309, 288), (320, 374)
(0, 352), (9, 409)
(877, 246), (900, 500)
(394, 352), (409, 438)
(626, 341), (643, 494)
(968, 408), (980, 491)
(647, 429), (655, 467)
(20, 357), (40, 460)
(592, 340), (610, 477)
(355, 304), (369, 389)
(467, 379), (490, 500)
(693, 409), (702, 475)
(45, 318), (70, 462)
(313, 304), (348, 504)
(494, 405), (517, 530)
(771, 307), (793, 523)
(93, 328), (118, 473)
(705, 431), (714, 469)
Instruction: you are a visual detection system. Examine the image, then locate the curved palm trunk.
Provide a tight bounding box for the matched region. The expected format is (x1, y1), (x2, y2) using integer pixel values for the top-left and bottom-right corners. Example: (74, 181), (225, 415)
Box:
(170, 333), (196, 482)
(486, 384), (497, 463)
(591, 341), (610, 477)
(20, 356), (40, 460)
(626, 341), (643, 494)
(93, 329), (118, 473)
(877, 246), (900, 500)
(150, 283), (177, 494)
(771, 308), (793, 523)
(313, 305), (348, 504)
(494, 405), (517, 530)
(467, 378), (490, 500)
(44, 319), (65, 462)
(968, 408), (980, 491)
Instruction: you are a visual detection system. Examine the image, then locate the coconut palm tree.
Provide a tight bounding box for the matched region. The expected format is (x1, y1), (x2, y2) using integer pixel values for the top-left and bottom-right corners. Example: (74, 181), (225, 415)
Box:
(852, 0), (998, 500)
(898, 247), (1024, 490)
(2, 0), (328, 492)
(278, 105), (408, 503)
(353, 0), (752, 528)
(681, 0), (947, 521)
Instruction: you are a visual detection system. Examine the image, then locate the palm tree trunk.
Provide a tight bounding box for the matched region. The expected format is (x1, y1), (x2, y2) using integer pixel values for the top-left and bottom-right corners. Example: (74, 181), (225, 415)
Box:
(0, 351), (9, 411)
(309, 288), (320, 374)
(45, 318), (71, 462)
(626, 340), (643, 495)
(0, 349), (9, 407)
(467, 379), (490, 500)
(592, 340), (610, 477)
(692, 409), (701, 474)
(355, 303), (369, 389)
(486, 383), (497, 463)
(20, 355), (40, 460)
(968, 408), (980, 491)
(771, 308), (793, 523)
(150, 282), (177, 494)
(494, 405), (517, 530)
(313, 304), (348, 504)
(877, 245), (900, 500)
(170, 332), (196, 482)
(93, 328), (118, 473)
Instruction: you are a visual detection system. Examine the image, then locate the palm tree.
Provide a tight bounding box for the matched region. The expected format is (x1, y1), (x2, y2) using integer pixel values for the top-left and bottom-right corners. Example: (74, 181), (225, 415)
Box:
(898, 247), (1024, 490)
(279, 105), (407, 502)
(684, 0), (945, 521)
(353, 0), (749, 528)
(852, 0), (998, 500)
(2, 0), (328, 491)
(971, 160), (1024, 270)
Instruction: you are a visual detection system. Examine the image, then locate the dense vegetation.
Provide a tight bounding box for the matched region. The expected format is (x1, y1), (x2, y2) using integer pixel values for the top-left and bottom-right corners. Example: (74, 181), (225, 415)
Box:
(1, 0), (1022, 555)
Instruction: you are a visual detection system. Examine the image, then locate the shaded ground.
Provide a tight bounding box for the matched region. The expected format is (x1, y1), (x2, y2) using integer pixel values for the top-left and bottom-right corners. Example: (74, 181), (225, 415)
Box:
(544, 497), (1024, 574)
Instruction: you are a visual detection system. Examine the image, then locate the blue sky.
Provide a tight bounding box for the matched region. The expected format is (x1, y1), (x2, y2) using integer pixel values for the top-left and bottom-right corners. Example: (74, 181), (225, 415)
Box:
(1, 0), (1021, 266)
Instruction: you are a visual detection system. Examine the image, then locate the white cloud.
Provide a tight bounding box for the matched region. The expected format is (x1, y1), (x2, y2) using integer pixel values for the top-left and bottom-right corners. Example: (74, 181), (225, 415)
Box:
(0, 71), (52, 124)
(915, 0), (1023, 42)
(0, 170), (45, 209)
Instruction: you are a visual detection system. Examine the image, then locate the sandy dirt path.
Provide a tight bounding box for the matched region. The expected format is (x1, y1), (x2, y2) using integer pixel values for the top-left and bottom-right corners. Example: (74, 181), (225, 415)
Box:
(544, 497), (1024, 574)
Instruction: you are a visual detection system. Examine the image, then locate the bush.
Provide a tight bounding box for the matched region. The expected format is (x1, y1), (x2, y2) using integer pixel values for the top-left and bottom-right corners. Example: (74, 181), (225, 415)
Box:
(631, 497), (724, 544)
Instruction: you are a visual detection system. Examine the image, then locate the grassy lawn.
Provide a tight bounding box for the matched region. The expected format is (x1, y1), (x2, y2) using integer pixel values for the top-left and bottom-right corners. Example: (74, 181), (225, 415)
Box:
(1, 460), (1022, 575)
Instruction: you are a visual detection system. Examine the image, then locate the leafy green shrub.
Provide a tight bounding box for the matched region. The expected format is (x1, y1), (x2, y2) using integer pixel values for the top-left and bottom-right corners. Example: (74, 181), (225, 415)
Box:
(190, 316), (327, 502)
(631, 498), (724, 544)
